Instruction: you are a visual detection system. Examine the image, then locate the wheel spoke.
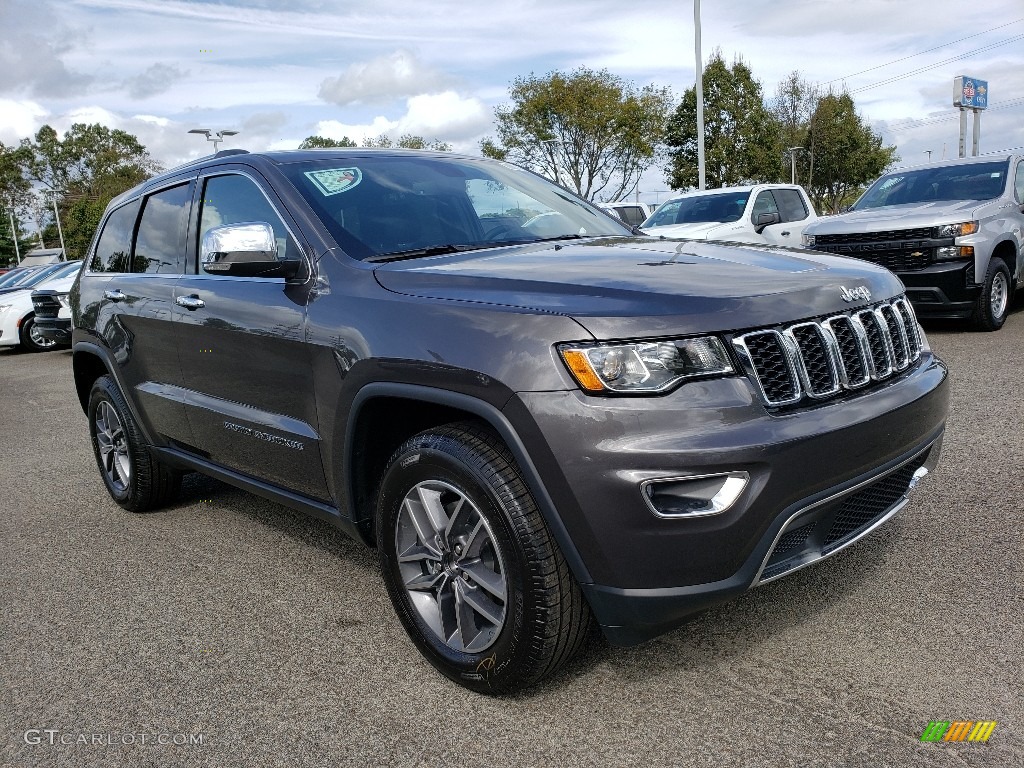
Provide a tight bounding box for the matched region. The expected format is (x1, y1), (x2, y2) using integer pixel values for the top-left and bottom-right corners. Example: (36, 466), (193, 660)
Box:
(403, 569), (445, 592)
(459, 559), (506, 602)
(402, 497), (442, 556)
(416, 485), (451, 534)
(454, 580), (479, 649)
(443, 496), (468, 539)
(397, 542), (441, 565)
(436, 575), (458, 642)
(460, 581), (504, 627)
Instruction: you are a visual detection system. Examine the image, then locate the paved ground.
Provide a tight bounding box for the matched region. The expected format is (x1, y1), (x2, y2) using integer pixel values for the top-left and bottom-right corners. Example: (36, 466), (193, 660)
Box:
(2, 308), (1022, 768)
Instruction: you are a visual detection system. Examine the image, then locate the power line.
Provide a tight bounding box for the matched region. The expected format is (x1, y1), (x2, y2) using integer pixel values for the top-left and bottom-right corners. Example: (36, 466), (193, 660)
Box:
(822, 18), (1024, 85)
(848, 35), (1024, 95)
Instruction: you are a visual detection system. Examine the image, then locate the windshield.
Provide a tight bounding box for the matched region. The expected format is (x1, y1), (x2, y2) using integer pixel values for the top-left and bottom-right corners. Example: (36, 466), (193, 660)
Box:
(279, 154), (631, 260)
(854, 160), (1010, 210)
(0, 268), (39, 288)
(643, 191), (749, 228)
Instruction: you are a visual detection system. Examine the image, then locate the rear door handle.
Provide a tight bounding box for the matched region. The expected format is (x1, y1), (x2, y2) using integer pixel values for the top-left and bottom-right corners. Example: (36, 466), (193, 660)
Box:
(104, 289), (126, 302)
(175, 295), (206, 311)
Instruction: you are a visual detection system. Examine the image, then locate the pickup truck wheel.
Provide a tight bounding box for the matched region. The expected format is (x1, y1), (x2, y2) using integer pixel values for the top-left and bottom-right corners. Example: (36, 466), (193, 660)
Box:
(971, 259), (1011, 331)
(88, 375), (181, 512)
(20, 315), (58, 352)
(376, 422), (591, 694)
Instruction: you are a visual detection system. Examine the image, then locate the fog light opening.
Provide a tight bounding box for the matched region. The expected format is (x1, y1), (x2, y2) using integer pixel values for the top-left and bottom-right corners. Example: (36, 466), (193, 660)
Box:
(642, 472), (749, 518)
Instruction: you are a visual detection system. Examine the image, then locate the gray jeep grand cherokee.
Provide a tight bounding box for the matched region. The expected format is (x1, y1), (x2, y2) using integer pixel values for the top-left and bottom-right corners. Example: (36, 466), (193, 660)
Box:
(70, 149), (948, 693)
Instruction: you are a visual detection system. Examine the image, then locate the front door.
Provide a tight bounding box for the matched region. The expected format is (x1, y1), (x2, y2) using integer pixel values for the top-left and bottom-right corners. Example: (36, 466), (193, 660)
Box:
(174, 170), (330, 501)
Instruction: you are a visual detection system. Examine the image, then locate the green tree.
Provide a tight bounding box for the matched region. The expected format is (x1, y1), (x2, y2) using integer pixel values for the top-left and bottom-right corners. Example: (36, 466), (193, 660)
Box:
(770, 70), (818, 184)
(804, 92), (898, 213)
(298, 135), (358, 149)
(18, 124), (159, 259)
(362, 134), (452, 151)
(664, 51), (782, 190)
(481, 67), (672, 202)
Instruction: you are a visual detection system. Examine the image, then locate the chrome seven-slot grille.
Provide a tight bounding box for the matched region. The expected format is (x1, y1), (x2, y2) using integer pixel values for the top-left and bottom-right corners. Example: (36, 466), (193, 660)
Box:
(732, 297), (922, 407)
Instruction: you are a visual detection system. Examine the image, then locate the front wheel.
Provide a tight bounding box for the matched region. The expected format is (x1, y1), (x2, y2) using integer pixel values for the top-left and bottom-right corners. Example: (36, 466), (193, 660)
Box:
(20, 315), (58, 352)
(376, 423), (591, 694)
(971, 259), (1011, 331)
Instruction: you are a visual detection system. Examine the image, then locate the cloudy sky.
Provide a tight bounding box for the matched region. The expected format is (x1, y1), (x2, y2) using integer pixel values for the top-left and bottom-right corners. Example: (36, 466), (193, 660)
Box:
(1, 0), (1021, 205)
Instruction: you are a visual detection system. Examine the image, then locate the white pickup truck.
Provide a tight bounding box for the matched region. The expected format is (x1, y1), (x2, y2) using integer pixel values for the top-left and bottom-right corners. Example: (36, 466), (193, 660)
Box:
(641, 184), (818, 246)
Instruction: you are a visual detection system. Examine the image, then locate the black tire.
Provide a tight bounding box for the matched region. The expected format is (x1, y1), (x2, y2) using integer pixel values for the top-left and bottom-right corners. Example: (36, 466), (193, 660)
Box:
(19, 314), (58, 353)
(970, 259), (1011, 331)
(88, 375), (181, 512)
(376, 422), (591, 694)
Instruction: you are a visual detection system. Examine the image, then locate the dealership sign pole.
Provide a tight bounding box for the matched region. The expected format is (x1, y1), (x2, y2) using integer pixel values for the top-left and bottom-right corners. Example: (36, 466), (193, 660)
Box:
(954, 75), (988, 158)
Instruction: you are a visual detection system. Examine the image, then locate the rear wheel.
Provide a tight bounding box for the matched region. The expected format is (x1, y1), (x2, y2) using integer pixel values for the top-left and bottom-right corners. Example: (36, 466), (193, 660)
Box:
(971, 259), (1011, 331)
(88, 375), (181, 512)
(20, 315), (58, 352)
(376, 422), (591, 694)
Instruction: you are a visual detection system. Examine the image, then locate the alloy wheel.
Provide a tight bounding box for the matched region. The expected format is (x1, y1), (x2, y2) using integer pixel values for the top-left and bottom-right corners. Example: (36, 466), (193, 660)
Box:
(95, 400), (131, 493)
(395, 480), (508, 653)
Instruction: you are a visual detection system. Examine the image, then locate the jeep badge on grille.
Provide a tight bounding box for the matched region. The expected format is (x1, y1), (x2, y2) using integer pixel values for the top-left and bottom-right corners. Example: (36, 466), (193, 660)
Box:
(840, 285), (872, 302)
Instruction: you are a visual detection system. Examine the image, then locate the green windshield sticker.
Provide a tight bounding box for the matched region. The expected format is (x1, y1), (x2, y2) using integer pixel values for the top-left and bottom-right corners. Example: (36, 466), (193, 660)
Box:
(304, 167), (362, 196)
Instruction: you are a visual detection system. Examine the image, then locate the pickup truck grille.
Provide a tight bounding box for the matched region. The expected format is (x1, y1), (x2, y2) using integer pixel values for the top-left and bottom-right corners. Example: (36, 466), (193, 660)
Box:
(31, 291), (62, 320)
(732, 297), (922, 407)
(811, 227), (947, 271)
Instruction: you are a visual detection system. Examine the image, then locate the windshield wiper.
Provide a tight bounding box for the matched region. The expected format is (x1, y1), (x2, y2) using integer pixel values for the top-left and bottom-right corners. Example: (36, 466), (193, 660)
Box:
(365, 244), (467, 263)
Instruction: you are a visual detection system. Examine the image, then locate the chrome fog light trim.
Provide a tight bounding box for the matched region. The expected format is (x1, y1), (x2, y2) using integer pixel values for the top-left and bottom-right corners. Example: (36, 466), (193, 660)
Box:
(641, 472), (749, 518)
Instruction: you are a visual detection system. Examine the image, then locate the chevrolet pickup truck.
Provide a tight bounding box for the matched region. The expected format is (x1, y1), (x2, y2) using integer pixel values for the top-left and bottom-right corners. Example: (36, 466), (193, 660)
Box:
(802, 154), (1024, 330)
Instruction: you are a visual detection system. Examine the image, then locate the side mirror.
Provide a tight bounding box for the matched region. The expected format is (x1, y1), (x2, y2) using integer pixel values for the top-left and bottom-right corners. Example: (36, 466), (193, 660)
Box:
(754, 211), (781, 233)
(201, 222), (299, 278)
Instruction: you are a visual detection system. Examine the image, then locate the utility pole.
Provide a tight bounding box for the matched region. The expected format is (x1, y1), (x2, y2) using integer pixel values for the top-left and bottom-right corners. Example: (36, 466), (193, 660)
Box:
(51, 192), (66, 258)
(786, 147), (805, 185)
(694, 0), (706, 190)
(6, 207), (20, 265)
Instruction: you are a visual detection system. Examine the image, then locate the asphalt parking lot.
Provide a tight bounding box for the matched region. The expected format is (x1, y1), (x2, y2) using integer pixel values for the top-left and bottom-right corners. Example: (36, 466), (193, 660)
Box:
(2, 311), (1022, 768)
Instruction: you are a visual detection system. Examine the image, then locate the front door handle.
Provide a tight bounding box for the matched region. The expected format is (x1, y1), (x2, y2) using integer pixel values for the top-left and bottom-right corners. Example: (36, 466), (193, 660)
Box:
(175, 295), (206, 311)
(104, 289), (126, 302)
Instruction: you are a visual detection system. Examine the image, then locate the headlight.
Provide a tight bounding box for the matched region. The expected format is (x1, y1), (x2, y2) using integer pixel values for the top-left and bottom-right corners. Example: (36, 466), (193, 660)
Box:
(801, 234), (815, 247)
(559, 336), (734, 393)
(57, 294), (71, 309)
(936, 221), (978, 238)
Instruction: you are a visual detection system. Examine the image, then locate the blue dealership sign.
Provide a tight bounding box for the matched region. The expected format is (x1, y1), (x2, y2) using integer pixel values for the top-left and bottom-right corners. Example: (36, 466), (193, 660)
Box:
(953, 75), (989, 109)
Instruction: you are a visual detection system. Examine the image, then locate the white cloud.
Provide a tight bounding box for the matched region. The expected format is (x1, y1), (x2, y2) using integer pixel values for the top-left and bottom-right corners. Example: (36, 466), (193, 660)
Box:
(318, 50), (454, 106)
(0, 100), (48, 145)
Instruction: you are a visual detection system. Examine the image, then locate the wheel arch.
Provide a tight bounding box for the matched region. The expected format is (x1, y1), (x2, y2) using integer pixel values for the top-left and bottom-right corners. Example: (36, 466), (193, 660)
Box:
(991, 238), (1018, 282)
(72, 341), (158, 446)
(345, 383), (593, 586)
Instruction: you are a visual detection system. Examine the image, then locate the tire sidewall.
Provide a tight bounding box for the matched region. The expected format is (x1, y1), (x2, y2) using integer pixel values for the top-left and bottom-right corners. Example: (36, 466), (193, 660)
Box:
(377, 442), (535, 692)
(984, 260), (1011, 329)
(20, 315), (56, 353)
(88, 377), (136, 504)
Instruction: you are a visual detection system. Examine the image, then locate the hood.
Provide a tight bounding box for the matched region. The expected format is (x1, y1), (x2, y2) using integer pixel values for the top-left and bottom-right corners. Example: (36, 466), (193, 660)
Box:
(807, 199), (990, 234)
(373, 237), (903, 339)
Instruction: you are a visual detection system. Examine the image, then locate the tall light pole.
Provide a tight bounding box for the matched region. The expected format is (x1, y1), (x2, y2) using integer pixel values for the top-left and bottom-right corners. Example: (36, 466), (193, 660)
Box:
(6, 203), (21, 265)
(786, 147), (806, 185)
(50, 191), (66, 258)
(924, 150), (933, 162)
(694, 0), (706, 190)
(188, 128), (239, 152)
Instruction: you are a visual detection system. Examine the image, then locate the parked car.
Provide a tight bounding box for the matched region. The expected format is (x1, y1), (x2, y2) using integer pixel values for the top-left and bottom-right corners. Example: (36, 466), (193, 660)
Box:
(597, 201), (652, 227)
(642, 184), (818, 246)
(0, 261), (82, 352)
(802, 153), (1024, 330)
(71, 149), (947, 693)
(0, 261), (71, 297)
(32, 266), (84, 345)
(0, 266), (41, 289)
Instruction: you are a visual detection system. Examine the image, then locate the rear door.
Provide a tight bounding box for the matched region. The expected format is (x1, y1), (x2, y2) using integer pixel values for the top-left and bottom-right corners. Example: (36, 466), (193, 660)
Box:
(84, 177), (195, 446)
(173, 167), (330, 501)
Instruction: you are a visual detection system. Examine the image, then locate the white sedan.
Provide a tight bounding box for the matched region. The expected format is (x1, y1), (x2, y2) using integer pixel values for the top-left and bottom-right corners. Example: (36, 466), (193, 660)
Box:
(0, 261), (82, 352)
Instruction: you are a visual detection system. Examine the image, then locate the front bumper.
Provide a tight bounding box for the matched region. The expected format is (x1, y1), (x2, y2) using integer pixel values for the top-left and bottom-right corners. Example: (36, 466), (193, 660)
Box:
(898, 259), (979, 318)
(33, 317), (72, 344)
(509, 353), (949, 645)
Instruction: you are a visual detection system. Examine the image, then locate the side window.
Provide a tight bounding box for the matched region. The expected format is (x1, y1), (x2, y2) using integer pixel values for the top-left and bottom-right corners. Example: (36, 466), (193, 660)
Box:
(773, 189), (809, 222)
(90, 199), (140, 273)
(133, 183), (192, 274)
(1015, 160), (1024, 203)
(198, 174), (299, 262)
(750, 191), (779, 223)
